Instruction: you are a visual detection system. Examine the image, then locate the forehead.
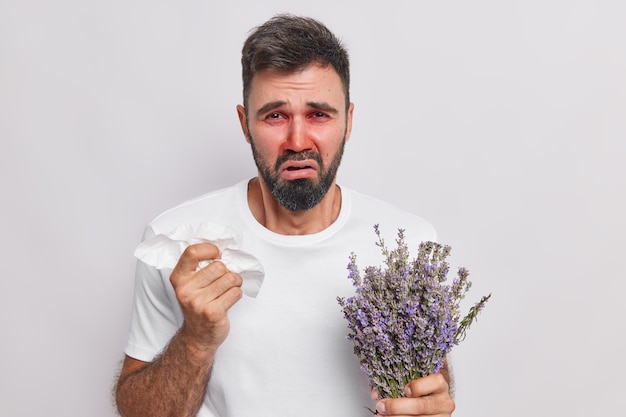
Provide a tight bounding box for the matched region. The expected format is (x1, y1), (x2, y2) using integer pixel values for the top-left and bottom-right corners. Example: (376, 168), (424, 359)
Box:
(248, 64), (346, 108)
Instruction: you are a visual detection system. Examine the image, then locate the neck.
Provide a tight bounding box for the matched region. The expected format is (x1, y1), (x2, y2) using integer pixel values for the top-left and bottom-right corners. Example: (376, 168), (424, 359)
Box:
(247, 177), (342, 235)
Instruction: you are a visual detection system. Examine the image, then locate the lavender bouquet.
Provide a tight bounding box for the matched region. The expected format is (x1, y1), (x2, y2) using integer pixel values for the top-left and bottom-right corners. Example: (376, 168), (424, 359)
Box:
(337, 225), (490, 399)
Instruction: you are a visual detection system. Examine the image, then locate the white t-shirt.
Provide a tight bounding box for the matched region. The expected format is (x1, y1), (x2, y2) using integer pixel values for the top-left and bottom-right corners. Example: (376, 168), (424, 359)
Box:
(125, 179), (436, 416)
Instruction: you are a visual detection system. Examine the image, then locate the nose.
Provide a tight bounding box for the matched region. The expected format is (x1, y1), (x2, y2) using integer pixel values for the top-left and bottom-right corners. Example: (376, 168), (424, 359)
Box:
(284, 116), (313, 153)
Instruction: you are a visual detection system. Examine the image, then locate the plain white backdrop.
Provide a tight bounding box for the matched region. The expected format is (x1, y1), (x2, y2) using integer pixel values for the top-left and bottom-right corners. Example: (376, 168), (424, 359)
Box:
(1, 1), (625, 416)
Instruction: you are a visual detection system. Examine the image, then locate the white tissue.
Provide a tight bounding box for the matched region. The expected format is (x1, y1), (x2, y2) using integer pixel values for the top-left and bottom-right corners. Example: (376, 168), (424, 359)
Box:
(134, 223), (264, 298)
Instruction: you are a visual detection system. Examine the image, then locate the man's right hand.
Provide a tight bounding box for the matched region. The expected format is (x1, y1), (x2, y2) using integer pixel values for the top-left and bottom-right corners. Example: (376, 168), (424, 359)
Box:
(170, 242), (243, 354)
(116, 243), (241, 417)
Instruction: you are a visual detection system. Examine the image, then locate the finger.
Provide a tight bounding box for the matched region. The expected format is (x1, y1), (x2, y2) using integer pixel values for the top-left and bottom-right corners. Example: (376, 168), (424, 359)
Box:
(201, 270), (243, 301)
(177, 267), (242, 308)
(176, 243), (221, 273)
(195, 260), (230, 287)
(190, 282), (243, 317)
(376, 394), (455, 416)
(214, 284), (243, 312)
(375, 374), (454, 416)
(405, 373), (448, 398)
(187, 283), (243, 334)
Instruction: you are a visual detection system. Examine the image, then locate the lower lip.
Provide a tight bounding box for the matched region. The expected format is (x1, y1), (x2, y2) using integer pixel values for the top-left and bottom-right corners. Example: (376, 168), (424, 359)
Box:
(281, 167), (317, 180)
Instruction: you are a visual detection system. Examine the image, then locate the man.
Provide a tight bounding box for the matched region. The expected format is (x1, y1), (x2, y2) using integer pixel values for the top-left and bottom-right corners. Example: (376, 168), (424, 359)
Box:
(115, 14), (455, 417)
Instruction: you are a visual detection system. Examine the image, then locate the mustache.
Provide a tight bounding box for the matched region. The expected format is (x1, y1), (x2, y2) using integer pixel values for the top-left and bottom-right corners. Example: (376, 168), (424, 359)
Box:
(274, 151), (323, 170)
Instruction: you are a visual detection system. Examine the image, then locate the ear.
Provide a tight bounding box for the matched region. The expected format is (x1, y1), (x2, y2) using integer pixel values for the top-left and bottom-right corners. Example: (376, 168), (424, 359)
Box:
(344, 102), (355, 142)
(236, 104), (251, 143)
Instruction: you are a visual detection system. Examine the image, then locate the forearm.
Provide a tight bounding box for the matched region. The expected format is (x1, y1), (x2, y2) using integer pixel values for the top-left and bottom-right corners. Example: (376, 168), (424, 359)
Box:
(115, 330), (216, 417)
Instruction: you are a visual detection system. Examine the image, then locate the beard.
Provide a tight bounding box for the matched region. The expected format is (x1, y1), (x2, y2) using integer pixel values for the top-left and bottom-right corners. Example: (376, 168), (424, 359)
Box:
(250, 136), (346, 212)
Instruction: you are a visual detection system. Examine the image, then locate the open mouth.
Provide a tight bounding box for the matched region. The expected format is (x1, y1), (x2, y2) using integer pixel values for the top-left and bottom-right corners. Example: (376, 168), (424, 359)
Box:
(286, 165), (313, 171)
(280, 161), (318, 180)
(282, 160), (318, 171)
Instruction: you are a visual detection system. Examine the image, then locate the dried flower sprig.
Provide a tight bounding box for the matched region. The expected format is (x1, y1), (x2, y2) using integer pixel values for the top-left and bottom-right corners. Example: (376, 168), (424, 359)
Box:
(337, 225), (491, 399)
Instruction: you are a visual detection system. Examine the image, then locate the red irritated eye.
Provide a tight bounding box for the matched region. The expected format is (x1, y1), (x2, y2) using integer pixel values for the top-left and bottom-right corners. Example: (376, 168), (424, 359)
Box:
(309, 111), (330, 120)
(263, 112), (287, 125)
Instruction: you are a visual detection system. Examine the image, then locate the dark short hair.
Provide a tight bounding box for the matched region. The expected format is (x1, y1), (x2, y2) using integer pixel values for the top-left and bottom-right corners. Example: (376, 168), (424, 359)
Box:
(241, 14), (350, 111)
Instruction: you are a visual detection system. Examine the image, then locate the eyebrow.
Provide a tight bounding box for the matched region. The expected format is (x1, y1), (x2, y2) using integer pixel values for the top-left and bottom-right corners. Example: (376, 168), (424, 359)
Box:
(256, 101), (286, 117)
(308, 101), (340, 115)
(255, 101), (340, 117)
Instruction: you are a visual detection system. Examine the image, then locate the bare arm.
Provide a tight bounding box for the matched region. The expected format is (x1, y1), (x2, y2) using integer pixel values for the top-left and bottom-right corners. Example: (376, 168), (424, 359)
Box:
(115, 243), (243, 417)
(115, 334), (215, 417)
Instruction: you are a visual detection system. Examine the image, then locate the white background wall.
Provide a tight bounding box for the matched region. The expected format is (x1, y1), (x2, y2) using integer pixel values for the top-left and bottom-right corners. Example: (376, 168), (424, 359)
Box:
(1, 1), (624, 416)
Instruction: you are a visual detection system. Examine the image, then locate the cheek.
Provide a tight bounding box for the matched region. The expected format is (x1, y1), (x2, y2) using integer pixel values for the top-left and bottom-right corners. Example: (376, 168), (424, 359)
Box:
(250, 136), (281, 163)
(251, 122), (287, 143)
(250, 127), (277, 150)
(319, 132), (346, 156)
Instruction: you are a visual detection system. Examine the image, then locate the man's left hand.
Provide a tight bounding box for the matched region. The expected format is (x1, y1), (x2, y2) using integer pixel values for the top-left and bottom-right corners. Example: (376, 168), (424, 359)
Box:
(374, 373), (455, 416)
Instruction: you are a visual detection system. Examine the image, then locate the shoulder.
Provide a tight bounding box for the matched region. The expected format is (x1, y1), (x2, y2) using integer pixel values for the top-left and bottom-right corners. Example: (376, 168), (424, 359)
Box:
(342, 187), (437, 244)
(144, 180), (247, 237)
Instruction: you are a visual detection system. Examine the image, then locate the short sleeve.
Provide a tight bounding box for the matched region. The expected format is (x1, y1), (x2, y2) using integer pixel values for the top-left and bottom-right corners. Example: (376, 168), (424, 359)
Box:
(124, 226), (182, 362)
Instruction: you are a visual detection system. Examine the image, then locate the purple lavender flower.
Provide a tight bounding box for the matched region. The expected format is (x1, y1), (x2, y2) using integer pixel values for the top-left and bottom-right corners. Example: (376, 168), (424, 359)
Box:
(337, 225), (491, 399)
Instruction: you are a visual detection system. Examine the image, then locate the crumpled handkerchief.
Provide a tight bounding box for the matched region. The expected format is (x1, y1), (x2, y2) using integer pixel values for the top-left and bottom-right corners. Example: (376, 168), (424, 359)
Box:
(134, 222), (264, 298)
